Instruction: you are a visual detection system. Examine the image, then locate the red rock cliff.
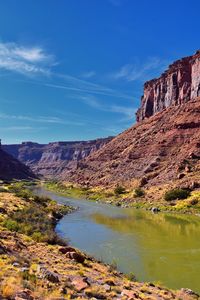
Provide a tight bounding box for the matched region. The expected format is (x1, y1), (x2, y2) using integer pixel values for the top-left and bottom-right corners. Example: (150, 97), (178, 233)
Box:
(136, 50), (200, 122)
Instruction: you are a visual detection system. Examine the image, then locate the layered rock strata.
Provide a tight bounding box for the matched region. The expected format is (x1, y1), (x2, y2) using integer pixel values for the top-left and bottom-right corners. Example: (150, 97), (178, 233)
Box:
(136, 50), (200, 121)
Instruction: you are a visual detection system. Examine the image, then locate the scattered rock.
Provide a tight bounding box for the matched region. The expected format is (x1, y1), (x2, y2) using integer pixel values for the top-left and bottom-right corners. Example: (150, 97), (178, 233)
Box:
(177, 173), (185, 179)
(151, 207), (160, 213)
(180, 288), (199, 298)
(13, 262), (20, 267)
(71, 277), (89, 291)
(20, 267), (29, 273)
(41, 268), (60, 283)
(102, 284), (111, 292)
(190, 181), (199, 189)
(121, 289), (138, 299)
(15, 289), (34, 300)
(0, 244), (8, 254)
(140, 177), (148, 186)
(59, 246), (76, 254)
(185, 165), (191, 172)
(66, 251), (85, 263)
(0, 207), (7, 214)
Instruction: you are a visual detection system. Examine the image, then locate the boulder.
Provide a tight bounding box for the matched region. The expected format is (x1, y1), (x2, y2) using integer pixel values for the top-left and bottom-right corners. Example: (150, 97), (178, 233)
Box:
(151, 207), (160, 213)
(71, 277), (89, 291)
(177, 173), (185, 179)
(41, 267), (60, 283)
(15, 289), (34, 300)
(66, 251), (85, 263)
(59, 246), (76, 254)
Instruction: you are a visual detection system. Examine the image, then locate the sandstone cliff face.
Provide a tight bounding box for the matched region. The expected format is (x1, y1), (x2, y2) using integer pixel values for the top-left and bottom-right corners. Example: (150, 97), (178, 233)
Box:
(61, 51), (200, 188)
(0, 148), (36, 180)
(3, 137), (113, 178)
(136, 50), (200, 121)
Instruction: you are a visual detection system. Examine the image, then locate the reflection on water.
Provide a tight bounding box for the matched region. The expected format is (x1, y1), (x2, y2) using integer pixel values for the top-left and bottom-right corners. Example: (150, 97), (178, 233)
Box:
(33, 187), (200, 293)
(91, 210), (200, 291)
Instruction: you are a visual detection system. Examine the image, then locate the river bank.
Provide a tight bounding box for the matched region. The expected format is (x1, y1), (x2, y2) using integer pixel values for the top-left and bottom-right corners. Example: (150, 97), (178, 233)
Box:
(44, 181), (200, 215)
(0, 181), (199, 299)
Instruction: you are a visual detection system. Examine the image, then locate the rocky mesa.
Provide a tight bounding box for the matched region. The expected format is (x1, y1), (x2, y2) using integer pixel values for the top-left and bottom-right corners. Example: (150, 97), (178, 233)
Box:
(3, 137), (113, 178)
(62, 51), (200, 189)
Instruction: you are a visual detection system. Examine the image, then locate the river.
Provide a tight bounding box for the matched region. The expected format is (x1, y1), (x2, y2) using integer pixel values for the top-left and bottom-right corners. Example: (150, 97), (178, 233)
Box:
(34, 187), (200, 293)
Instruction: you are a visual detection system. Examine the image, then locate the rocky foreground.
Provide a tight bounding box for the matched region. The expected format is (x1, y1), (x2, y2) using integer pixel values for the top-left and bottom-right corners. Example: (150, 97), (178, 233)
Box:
(0, 184), (199, 300)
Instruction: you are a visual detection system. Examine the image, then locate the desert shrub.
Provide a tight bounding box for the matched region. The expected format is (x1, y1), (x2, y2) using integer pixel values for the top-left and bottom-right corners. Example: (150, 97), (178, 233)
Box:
(21, 271), (37, 284)
(134, 187), (145, 197)
(3, 219), (19, 231)
(164, 188), (191, 201)
(0, 187), (8, 193)
(9, 183), (32, 200)
(189, 198), (199, 206)
(2, 183), (68, 245)
(126, 272), (136, 281)
(114, 185), (126, 195)
(33, 195), (51, 206)
(2, 204), (65, 244)
(15, 189), (32, 200)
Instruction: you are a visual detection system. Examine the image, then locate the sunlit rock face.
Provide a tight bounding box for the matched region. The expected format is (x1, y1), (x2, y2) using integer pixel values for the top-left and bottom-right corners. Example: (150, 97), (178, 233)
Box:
(63, 51), (200, 188)
(65, 98), (200, 188)
(136, 51), (200, 122)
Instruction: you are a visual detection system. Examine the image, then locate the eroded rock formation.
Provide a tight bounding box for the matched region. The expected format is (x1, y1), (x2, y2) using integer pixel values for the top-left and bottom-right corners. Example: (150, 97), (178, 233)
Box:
(63, 98), (200, 187)
(136, 50), (200, 121)
(62, 51), (200, 188)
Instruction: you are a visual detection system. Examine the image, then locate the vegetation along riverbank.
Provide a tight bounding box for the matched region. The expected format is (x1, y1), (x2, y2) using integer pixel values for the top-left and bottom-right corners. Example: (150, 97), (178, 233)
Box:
(0, 180), (199, 299)
(44, 181), (200, 215)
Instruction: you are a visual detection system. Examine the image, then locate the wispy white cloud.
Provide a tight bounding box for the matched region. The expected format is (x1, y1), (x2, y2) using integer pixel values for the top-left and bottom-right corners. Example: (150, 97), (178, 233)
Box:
(0, 42), (54, 76)
(80, 71), (96, 79)
(111, 57), (168, 82)
(3, 126), (44, 131)
(80, 95), (136, 121)
(22, 77), (133, 100)
(13, 47), (50, 62)
(0, 112), (83, 126)
(0, 40), (134, 100)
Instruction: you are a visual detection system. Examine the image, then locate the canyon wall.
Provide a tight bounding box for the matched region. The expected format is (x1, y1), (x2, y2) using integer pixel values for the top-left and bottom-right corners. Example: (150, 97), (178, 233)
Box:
(136, 50), (200, 121)
(3, 137), (113, 178)
(62, 51), (200, 188)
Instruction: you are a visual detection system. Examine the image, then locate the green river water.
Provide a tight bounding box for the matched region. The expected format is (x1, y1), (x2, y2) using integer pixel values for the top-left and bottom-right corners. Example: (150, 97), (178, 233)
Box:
(35, 187), (200, 293)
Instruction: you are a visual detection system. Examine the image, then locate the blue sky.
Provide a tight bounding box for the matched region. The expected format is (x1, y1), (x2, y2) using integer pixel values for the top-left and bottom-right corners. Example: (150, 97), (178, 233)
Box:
(0, 0), (199, 144)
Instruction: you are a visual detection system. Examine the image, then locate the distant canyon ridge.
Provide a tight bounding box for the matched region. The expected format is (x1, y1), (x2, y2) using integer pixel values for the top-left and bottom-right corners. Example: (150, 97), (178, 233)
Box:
(3, 137), (113, 178)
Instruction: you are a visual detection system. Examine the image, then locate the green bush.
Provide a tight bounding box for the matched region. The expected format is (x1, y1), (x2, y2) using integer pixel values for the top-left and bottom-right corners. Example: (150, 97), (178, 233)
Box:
(164, 188), (191, 201)
(134, 187), (145, 197)
(114, 185), (126, 195)
(32, 231), (43, 242)
(3, 219), (19, 231)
